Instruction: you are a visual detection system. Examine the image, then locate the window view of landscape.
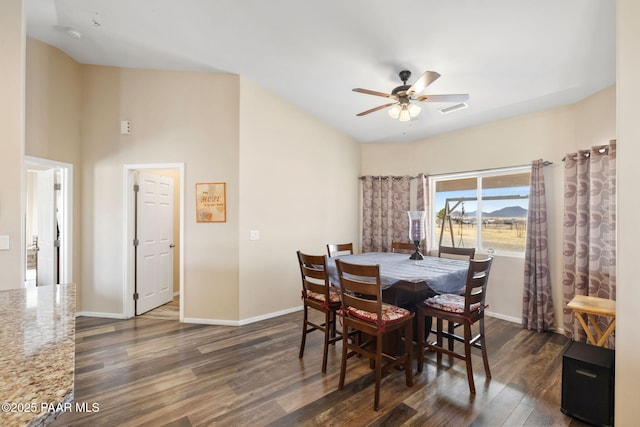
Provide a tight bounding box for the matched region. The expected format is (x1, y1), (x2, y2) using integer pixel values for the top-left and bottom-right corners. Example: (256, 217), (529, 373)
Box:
(432, 170), (531, 254)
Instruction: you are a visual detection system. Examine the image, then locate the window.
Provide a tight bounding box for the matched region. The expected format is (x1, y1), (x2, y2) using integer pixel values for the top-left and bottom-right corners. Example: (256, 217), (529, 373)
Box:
(430, 166), (531, 256)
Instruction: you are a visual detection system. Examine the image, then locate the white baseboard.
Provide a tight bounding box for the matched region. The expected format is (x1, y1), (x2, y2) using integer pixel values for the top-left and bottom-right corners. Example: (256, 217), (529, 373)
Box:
(486, 311), (565, 335)
(485, 311), (520, 324)
(76, 311), (127, 319)
(183, 305), (303, 326)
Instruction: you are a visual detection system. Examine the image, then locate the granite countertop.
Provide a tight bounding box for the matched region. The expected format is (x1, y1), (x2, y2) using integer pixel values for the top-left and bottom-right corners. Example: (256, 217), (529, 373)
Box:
(0, 284), (75, 427)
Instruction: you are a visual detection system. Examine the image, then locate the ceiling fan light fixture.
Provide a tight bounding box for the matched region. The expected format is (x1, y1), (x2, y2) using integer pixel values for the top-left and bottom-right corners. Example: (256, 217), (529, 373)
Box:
(388, 105), (401, 119)
(398, 106), (411, 122)
(408, 103), (421, 118)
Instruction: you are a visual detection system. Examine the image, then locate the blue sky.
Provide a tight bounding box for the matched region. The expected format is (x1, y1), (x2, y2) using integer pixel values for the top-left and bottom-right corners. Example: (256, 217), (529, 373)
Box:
(435, 186), (530, 214)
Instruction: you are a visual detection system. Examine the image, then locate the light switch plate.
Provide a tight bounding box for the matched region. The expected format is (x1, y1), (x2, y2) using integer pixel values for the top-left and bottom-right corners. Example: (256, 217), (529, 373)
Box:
(249, 230), (260, 240)
(0, 235), (9, 250)
(120, 120), (131, 135)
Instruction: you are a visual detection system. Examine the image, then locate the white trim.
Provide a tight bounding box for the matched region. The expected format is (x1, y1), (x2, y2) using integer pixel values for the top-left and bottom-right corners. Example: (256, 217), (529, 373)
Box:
(486, 311), (564, 335)
(485, 310), (520, 324)
(428, 165), (531, 254)
(23, 156), (74, 286)
(123, 163), (185, 321)
(76, 311), (127, 319)
(183, 305), (303, 327)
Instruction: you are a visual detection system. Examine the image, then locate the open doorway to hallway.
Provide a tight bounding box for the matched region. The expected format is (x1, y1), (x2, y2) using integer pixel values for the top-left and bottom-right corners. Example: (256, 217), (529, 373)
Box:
(24, 156), (73, 288)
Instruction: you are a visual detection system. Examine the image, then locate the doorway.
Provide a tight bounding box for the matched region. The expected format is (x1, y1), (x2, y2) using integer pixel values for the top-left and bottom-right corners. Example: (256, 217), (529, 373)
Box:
(24, 156), (73, 287)
(124, 163), (184, 321)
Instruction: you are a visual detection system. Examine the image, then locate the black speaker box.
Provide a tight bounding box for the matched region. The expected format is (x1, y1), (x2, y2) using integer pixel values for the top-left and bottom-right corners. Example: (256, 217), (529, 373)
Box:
(561, 340), (614, 427)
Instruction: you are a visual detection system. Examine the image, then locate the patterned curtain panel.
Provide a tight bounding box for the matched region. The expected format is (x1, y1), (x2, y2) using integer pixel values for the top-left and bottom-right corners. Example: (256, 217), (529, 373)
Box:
(362, 176), (411, 253)
(416, 173), (430, 253)
(562, 140), (616, 347)
(522, 159), (554, 332)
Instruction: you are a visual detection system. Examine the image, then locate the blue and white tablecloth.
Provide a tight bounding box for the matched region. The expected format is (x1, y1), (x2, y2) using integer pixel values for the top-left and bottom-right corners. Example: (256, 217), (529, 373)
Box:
(326, 252), (469, 294)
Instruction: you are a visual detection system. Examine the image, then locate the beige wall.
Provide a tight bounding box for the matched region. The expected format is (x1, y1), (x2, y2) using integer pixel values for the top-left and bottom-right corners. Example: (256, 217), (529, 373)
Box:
(237, 78), (360, 321)
(0, 0), (25, 288)
(361, 85), (616, 325)
(23, 44), (361, 323)
(12, 0), (640, 420)
(80, 66), (241, 319)
(616, 0), (639, 423)
(25, 38), (83, 288)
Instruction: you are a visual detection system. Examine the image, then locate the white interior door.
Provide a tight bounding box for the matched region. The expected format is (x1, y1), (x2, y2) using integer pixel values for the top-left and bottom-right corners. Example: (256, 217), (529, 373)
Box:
(136, 172), (174, 314)
(36, 169), (57, 286)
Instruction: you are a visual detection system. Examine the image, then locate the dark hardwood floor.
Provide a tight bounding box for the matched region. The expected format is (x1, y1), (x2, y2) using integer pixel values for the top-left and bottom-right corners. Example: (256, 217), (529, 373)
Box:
(51, 302), (589, 426)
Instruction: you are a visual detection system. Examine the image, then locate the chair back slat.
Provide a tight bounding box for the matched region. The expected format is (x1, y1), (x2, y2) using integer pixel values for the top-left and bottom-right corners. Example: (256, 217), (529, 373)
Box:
(297, 251), (331, 299)
(391, 241), (414, 253)
(439, 245), (476, 260)
(335, 259), (382, 319)
(462, 257), (493, 314)
(327, 243), (354, 258)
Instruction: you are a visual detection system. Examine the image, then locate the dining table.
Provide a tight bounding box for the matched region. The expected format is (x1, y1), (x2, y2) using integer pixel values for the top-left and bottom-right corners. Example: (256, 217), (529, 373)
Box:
(325, 251), (470, 307)
(326, 252), (470, 353)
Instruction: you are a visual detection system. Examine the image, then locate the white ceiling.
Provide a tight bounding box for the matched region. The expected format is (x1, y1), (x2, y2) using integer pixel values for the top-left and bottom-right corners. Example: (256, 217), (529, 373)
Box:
(25, 0), (616, 144)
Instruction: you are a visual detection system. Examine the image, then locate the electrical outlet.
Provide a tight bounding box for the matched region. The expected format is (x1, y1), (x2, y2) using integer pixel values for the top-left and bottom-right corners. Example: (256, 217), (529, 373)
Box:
(249, 230), (260, 240)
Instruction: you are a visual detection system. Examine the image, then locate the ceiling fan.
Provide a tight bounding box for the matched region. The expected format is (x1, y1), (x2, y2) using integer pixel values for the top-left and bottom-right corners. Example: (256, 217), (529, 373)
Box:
(353, 70), (469, 121)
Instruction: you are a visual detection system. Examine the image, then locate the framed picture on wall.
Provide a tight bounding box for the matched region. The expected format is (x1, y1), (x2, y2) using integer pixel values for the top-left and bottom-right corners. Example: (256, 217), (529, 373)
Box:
(196, 182), (226, 223)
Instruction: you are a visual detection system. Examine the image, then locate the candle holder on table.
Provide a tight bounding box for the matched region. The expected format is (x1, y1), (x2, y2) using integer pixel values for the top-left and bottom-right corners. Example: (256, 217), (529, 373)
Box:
(407, 211), (426, 260)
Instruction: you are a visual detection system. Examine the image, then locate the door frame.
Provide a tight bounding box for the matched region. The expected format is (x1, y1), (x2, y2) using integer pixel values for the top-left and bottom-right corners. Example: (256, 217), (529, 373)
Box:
(123, 163), (184, 320)
(24, 156), (74, 286)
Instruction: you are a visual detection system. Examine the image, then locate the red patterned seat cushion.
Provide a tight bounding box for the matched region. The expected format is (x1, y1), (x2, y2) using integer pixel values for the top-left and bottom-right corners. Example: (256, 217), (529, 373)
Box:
(344, 303), (410, 324)
(424, 294), (481, 313)
(306, 287), (341, 303)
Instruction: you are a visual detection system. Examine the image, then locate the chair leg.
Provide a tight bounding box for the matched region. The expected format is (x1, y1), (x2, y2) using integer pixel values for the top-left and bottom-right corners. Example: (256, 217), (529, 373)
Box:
(330, 310), (337, 342)
(479, 317), (491, 378)
(436, 318), (443, 365)
(463, 323), (476, 394)
(338, 321), (348, 390)
(404, 321), (413, 387)
(299, 305), (308, 359)
(321, 310), (330, 373)
(374, 334), (383, 411)
(417, 307), (425, 373)
(447, 321), (455, 351)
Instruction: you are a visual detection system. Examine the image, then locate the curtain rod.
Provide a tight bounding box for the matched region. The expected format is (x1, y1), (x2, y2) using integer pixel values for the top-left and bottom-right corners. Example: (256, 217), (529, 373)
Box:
(562, 140), (616, 161)
(415, 160), (552, 179)
(562, 147), (609, 161)
(358, 175), (418, 180)
(358, 161), (552, 180)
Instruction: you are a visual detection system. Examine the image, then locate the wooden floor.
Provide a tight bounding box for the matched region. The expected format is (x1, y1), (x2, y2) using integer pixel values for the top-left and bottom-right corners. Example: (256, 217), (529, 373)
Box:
(51, 301), (589, 427)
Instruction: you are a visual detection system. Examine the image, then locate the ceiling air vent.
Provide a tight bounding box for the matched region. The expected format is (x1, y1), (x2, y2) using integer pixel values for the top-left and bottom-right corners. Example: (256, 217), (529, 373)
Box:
(440, 102), (468, 115)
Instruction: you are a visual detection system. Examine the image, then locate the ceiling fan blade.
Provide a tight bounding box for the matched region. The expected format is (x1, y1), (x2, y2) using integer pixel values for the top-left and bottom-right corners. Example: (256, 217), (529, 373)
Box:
(356, 103), (397, 116)
(352, 88), (395, 99)
(415, 94), (470, 103)
(406, 71), (441, 96)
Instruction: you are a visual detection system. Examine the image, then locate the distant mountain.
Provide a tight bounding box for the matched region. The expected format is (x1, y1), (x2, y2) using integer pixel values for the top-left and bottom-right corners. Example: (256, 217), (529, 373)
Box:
(450, 206), (528, 218)
(487, 206), (528, 217)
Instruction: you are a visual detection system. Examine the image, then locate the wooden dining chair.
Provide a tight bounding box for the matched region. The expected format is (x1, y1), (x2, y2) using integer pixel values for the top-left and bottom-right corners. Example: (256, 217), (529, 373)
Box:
(390, 241), (415, 254)
(335, 259), (414, 411)
(438, 245), (476, 260)
(326, 242), (354, 258)
(297, 251), (343, 373)
(417, 256), (493, 394)
(438, 245), (477, 348)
